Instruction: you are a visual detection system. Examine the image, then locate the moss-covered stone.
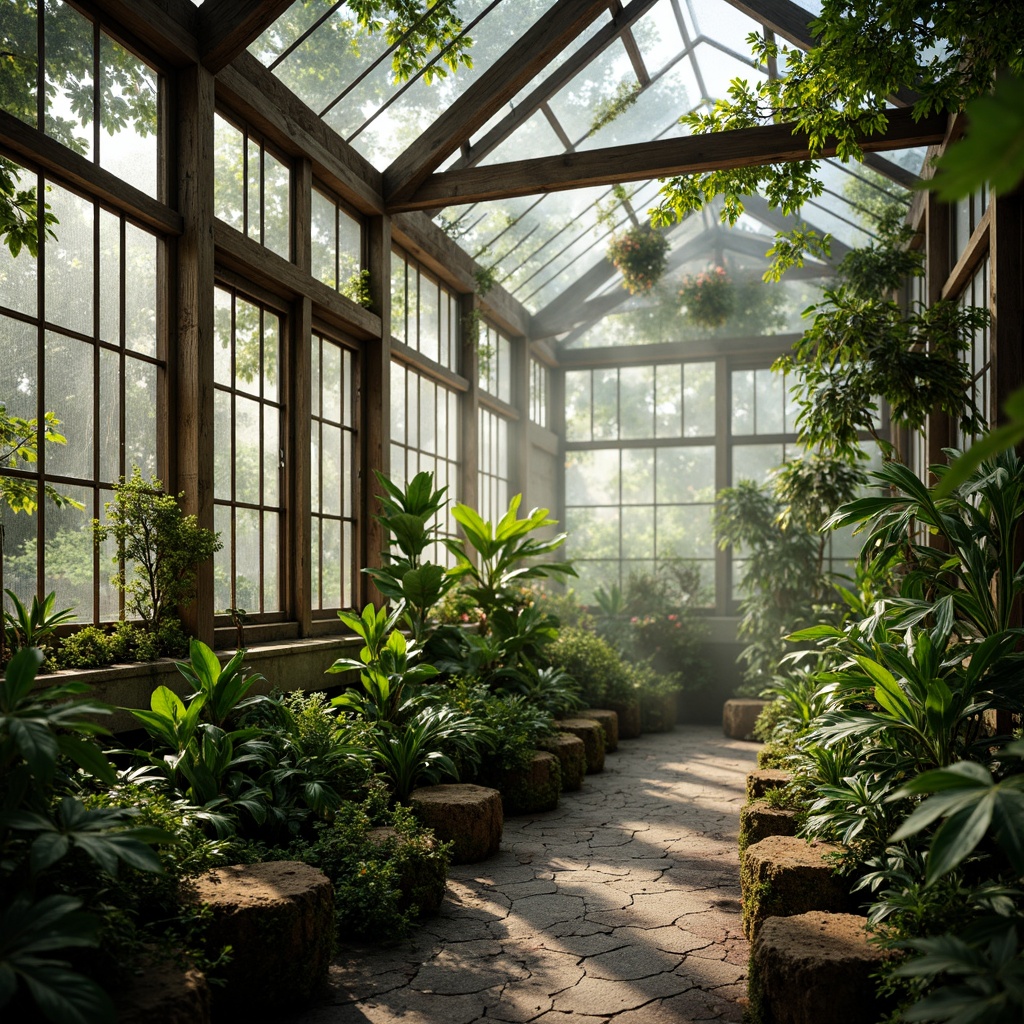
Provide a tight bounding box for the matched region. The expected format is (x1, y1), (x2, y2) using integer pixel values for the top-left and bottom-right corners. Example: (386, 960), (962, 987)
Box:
(556, 717), (606, 773)
(493, 750), (561, 816)
(115, 954), (210, 1024)
(640, 691), (677, 733)
(757, 743), (792, 769)
(365, 826), (447, 915)
(723, 698), (768, 740)
(741, 836), (851, 941)
(191, 861), (333, 1013)
(749, 912), (890, 1024)
(577, 708), (619, 753)
(605, 698), (642, 739)
(746, 769), (793, 801)
(536, 732), (587, 791)
(739, 799), (800, 862)
(409, 783), (503, 864)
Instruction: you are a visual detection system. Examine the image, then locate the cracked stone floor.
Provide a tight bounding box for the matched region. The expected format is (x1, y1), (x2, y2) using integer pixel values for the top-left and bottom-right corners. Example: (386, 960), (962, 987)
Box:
(289, 724), (758, 1024)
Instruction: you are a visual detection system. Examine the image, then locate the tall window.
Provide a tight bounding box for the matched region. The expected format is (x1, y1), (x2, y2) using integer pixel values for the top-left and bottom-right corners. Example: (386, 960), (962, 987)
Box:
(213, 286), (285, 616)
(390, 249), (459, 370)
(0, 167), (161, 623)
(311, 185), (364, 302)
(478, 322), (512, 404)
(956, 258), (992, 446)
(214, 112), (291, 260)
(564, 362), (716, 602)
(311, 331), (358, 614)
(530, 358), (550, 428)
(478, 408), (510, 523)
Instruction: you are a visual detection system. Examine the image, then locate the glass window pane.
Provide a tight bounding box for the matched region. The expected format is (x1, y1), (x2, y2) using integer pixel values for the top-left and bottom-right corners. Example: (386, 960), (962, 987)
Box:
(565, 370), (592, 442)
(655, 364), (681, 438)
(684, 362), (715, 437)
(619, 366), (653, 439)
(732, 443), (783, 485)
(732, 369), (754, 436)
(566, 449), (620, 506)
(656, 447), (715, 503)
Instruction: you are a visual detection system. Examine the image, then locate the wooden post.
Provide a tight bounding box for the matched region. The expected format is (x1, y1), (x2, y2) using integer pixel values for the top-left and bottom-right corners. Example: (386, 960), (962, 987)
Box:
(362, 214), (392, 606)
(175, 63), (216, 646)
(291, 158), (312, 635)
(924, 189), (951, 475)
(512, 333), (530, 503)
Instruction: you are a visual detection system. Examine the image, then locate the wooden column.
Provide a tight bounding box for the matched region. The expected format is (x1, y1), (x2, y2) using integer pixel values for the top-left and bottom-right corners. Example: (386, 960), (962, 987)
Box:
(459, 293), (480, 513)
(362, 214), (392, 606)
(175, 63), (216, 646)
(924, 190), (952, 475)
(990, 189), (1024, 432)
(291, 159), (312, 634)
(551, 360), (566, 534)
(715, 355), (731, 617)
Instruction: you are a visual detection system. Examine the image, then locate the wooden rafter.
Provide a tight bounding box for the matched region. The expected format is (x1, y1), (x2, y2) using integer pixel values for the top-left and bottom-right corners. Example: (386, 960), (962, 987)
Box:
(452, 0), (662, 171)
(199, 0), (297, 74)
(863, 152), (922, 189)
(390, 109), (947, 212)
(383, 0), (609, 205)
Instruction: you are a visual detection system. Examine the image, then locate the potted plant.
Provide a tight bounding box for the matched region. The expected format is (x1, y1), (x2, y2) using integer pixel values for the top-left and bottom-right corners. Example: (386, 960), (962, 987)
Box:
(678, 265), (733, 328)
(606, 226), (670, 295)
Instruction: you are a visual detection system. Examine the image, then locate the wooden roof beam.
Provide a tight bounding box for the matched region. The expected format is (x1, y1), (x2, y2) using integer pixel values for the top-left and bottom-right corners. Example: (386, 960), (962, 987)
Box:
(383, 0), (609, 205)
(862, 152), (922, 188)
(199, 0), (297, 74)
(391, 108), (947, 212)
(452, 0), (662, 171)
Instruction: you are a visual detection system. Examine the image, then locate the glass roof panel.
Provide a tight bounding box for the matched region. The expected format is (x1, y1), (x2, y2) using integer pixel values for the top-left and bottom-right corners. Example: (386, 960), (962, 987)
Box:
(690, 41), (761, 103)
(632, 0), (687, 76)
(476, 108), (565, 166)
(687, 0), (764, 45)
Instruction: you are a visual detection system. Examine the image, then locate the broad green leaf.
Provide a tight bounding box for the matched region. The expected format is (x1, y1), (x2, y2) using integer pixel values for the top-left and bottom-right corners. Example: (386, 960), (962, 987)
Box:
(925, 794), (995, 883)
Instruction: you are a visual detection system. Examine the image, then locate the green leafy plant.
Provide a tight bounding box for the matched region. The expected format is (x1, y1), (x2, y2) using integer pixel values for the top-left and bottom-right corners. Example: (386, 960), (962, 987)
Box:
(174, 640), (267, 730)
(364, 471), (455, 643)
(3, 590), (75, 662)
(605, 226), (670, 295)
(677, 265), (733, 328)
(93, 467), (221, 637)
(445, 494), (575, 616)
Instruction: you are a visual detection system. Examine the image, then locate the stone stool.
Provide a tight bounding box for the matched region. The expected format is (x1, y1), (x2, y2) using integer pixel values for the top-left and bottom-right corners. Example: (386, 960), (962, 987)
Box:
(605, 698), (642, 739)
(739, 799), (800, 860)
(191, 861), (333, 1012)
(536, 731), (587, 791)
(723, 698), (768, 740)
(747, 769), (793, 801)
(578, 708), (619, 752)
(556, 717), (606, 773)
(750, 912), (889, 1024)
(493, 750), (562, 815)
(741, 836), (850, 940)
(409, 783), (503, 863)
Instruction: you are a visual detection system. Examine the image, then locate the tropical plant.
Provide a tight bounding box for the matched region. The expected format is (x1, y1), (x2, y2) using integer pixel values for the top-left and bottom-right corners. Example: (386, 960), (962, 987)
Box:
(605, 226), (670, 295)
(444, 494), (575, 618)
(93, 467), (221, 637)
(363, 471), (455, 643)
(0, 648), (172, 1024)
(2, 590), (75, 662)
(174, 639), (267, 729)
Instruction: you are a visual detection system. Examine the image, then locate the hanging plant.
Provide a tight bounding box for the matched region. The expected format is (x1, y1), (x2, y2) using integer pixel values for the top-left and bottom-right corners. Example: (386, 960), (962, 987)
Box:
(678, 265), (734, 328)
(606, 226), (670, 295)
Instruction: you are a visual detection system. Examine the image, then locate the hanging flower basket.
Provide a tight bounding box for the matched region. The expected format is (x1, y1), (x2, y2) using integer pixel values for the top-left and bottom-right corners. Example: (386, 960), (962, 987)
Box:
(606, 227), (670, 295)
(678, 265), (734, 328)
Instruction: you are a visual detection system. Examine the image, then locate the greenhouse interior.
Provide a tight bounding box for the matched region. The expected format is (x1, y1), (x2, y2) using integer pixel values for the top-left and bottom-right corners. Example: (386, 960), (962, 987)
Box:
(1, 0), (1023, 1022)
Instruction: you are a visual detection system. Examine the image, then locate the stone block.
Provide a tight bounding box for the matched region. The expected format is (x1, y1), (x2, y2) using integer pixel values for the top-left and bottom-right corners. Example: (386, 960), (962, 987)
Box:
(493, 750), (562, 816)
(578, 708), (619, 752)
(749, 912), (889, 1024)
(116, 957), (210, 1024)
(365, 825), (448, 915)
(741, 836), (850, 941)
(723, 698), (769, 740)
(556, 717), (606, 773)
(739, 800), (799, 860)
(191, 861), (333, 1012)
(606, 698), (642, 739)
(746, 769), (793, 801)
(410, 783), (503, 863)
(536, 731), (587, 791)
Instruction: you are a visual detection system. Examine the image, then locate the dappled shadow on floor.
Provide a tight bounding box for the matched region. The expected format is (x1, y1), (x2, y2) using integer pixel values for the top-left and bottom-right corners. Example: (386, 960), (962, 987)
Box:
(285, 726), (758, 1024)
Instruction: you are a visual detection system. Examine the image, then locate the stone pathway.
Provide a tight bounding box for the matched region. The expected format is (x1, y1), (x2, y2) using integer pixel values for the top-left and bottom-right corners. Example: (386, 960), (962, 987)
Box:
(292, 725), (758, 1024)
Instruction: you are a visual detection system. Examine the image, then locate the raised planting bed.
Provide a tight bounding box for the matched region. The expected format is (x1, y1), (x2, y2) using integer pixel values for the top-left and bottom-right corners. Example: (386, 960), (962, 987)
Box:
(556, 717), (606, 773)
(605, 698), (642, 739)
(536, 731), (587, 791)
(491, 750), (562, 816)
(191, 860), (334, 1013)
(409, 783), (503, 863)
(576, 708), (619, 752)
(741, 836), (851, 941)
(749, 912), (890, 1024)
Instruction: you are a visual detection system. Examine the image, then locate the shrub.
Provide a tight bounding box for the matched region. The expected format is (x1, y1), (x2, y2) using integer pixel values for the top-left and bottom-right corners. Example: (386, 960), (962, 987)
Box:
(544, 626), (634, 707)
(53, 625), (113, 669)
